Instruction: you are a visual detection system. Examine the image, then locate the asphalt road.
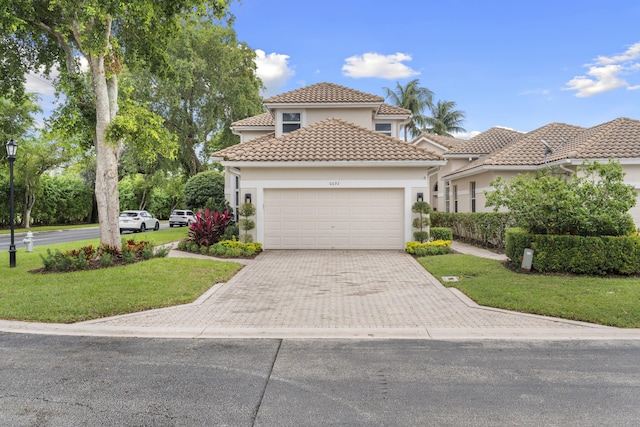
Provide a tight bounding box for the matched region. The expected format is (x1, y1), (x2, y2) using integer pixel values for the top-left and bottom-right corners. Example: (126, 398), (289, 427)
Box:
(0, 222), (173, 249)
(1, 335), (639, 426)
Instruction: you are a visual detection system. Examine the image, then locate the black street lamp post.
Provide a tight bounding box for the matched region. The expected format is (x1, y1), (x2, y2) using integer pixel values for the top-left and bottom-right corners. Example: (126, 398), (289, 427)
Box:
(6, 139), (17, 268)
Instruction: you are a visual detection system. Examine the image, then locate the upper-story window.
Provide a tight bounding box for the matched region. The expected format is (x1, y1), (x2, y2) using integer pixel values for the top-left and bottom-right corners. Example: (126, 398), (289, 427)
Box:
(375, 123), (392, 136)
(282, 113), (301, 133)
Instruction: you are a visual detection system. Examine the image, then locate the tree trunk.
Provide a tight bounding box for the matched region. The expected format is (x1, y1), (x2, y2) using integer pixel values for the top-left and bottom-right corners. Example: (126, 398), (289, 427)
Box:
(91, 55), (122, 249)
(22, 179), (36, 229)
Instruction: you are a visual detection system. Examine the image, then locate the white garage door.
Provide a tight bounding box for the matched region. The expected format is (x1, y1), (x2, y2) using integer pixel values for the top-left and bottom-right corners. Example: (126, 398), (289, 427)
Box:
(264, 188), (404, 249)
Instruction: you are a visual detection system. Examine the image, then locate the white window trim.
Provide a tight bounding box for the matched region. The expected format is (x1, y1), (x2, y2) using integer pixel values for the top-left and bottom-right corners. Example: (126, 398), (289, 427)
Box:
(277, 110), (304, 136)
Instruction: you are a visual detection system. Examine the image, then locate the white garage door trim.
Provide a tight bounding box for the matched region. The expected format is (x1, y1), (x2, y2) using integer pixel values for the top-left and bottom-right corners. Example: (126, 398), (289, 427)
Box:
(263, 188), (405, 249)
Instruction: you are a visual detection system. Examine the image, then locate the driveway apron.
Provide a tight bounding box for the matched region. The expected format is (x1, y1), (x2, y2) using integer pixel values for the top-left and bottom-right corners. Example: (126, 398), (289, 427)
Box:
(75, 250), (628, 339)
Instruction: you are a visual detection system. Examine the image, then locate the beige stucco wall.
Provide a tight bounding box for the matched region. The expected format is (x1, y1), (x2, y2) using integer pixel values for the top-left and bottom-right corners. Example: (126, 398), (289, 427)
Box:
(223, 164), (434, 245)
(240, 130), (273, 143)
(305, 108), (373, 129)
(434, 158), (473, 211)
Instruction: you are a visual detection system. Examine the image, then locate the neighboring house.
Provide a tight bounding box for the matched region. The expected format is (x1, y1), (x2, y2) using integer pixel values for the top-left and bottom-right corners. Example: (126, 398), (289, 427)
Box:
(414, 127), (524, 211)
(212, 82), (445, 249)
(440, 118), (640, 226)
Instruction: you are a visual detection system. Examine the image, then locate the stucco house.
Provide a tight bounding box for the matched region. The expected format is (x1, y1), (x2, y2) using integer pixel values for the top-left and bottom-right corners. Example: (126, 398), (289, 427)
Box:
(433, 118), (640, 225)
(212, 82), (445, 249)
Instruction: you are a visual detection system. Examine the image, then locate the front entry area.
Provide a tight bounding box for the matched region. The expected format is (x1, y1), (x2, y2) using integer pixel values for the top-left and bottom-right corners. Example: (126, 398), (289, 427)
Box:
(263, 188), (404, 249)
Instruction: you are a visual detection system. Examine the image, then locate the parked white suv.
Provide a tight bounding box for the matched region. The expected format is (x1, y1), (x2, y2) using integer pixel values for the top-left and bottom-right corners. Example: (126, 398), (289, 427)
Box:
(119, 210), (160, 234)
(169, 209), (197, 227)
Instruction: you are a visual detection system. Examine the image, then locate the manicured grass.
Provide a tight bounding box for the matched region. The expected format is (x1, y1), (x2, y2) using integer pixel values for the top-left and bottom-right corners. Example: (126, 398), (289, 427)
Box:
(418, 254), (640, 328)
(0, 223), (100, 235)
(0, 228), (241, 323)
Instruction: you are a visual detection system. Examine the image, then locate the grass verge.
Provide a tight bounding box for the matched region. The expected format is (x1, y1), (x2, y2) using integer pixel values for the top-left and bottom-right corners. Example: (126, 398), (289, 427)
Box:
(418, 254), (640, 328)
(0, 227), (241, 323)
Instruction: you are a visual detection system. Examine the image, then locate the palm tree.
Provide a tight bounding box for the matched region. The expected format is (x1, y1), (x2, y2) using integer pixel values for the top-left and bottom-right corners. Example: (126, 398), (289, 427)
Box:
(424, 100), (467, 137)
(384, 79), (433, 141)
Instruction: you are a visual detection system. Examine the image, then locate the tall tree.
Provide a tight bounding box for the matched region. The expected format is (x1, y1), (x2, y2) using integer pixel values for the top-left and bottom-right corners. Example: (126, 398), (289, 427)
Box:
(1, 0), (230, 249)
(125, 17), (264, 176)
(17, 133), (71, 227)
(384, 79), (433, 141)
(424, 100), (467, 137)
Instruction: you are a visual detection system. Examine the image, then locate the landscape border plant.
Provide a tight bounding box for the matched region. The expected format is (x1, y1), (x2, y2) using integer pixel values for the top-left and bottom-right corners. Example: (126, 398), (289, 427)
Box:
(505, 228), (640, 275)
(431, 212), (515, 250)
(411, 201), (431, 243)
(177, 238), (262, 258)
(38, 239), (169, 272)
(406, 240), (452, 256)
(187, 208), (231, 247)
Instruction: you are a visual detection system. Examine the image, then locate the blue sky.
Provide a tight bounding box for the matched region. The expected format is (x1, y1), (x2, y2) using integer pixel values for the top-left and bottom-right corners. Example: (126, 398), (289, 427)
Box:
(228, 0), (640, 138)
(24, 0), (640, 139)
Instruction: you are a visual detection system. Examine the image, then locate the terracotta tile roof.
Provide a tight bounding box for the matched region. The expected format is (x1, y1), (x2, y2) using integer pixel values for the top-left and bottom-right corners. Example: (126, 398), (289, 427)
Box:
(552, 117), (640, 159)
(481, 123), (584, 165)
(446, 123), (584, 176)
(263, 82), (384, 104)
(447, 127), (524, 155)
(377, 103), (411, 115)
(212, 118), (443, 162)
(231, 112), (274, 127)
(415, 133), (464, 149)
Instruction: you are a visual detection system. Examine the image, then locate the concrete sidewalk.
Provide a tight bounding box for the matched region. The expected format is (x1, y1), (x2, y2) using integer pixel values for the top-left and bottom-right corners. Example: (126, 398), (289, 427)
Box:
(1, 245), (639, 340)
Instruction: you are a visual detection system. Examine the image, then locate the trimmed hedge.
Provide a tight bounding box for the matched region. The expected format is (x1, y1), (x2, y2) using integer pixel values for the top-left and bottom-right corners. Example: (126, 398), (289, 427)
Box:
(505, 228), (640, 275)
(406, 240), (452, 256)
(431, 227), (453, 241)
(431, 212), (516, 250)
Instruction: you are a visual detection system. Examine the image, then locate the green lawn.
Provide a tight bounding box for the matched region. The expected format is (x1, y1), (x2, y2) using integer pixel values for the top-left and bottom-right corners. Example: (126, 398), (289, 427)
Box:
(0, 227), (242, 323)
(418, 254), (640, 328)
(0, 223), (103, 235)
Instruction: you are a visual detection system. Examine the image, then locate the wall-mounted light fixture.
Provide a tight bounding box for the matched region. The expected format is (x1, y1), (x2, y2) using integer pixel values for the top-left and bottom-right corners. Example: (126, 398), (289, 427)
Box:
(244, 193), (252, 203)
(416, 192), (424, 202)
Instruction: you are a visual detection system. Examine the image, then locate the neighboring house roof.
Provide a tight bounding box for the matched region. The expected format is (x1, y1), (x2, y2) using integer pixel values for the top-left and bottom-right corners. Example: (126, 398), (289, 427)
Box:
(444, 122), (585, 177)
(413, 133), (463, 149)
(377, 103), (412, 116)
(550, 117), (640, 160)
(231, 112), (274, 127)
(446, 127), (524, 156)
(212, 117), (443, 163)
(263, 82), (384, 104)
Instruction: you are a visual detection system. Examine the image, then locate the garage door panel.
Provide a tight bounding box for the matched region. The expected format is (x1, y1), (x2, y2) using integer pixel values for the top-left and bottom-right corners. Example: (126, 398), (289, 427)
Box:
(264, 188), (404, 249)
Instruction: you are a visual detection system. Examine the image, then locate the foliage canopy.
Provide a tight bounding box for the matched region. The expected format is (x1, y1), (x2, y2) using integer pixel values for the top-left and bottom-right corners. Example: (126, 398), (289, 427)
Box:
(485, 160), (637, 236)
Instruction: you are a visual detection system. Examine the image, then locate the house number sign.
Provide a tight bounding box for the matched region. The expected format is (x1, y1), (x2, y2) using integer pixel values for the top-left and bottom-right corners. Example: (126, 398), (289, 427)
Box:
(329, 181), (340, 186)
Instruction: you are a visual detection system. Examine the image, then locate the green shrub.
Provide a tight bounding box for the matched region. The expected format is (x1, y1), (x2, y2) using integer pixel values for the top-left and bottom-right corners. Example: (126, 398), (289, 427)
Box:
(184, 171), (229, 212)
(100, 252), (113, 267)
(413, 231), (429, 243)
(506, 229), (640, 275)
(121, 248), (136, 263)
(406, 240), (452, 256)
(431, 212), (516, 250)
(222, 224), (239, 241)
(431, 227), (453, 241)
(154, 246), (171, 258)
(142, 246), (155, 260)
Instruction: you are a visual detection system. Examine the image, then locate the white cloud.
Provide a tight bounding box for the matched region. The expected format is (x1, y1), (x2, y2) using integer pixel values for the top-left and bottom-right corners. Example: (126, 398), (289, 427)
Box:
(254, 49), (295, 96)
(564, 42), (640, 97)
(595, 41), (640, 65)
(452, 130), (481, 140)
(25, 72), (57, 97)
(342, 52), (419, 79)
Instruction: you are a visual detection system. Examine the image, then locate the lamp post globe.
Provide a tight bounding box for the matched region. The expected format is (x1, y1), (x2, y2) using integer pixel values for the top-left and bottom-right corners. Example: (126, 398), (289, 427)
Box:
(6, 139), (18, 268)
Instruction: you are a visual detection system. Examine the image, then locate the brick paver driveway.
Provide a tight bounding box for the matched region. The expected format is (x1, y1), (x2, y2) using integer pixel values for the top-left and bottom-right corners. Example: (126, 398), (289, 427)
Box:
(80, 250), (620, 339)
